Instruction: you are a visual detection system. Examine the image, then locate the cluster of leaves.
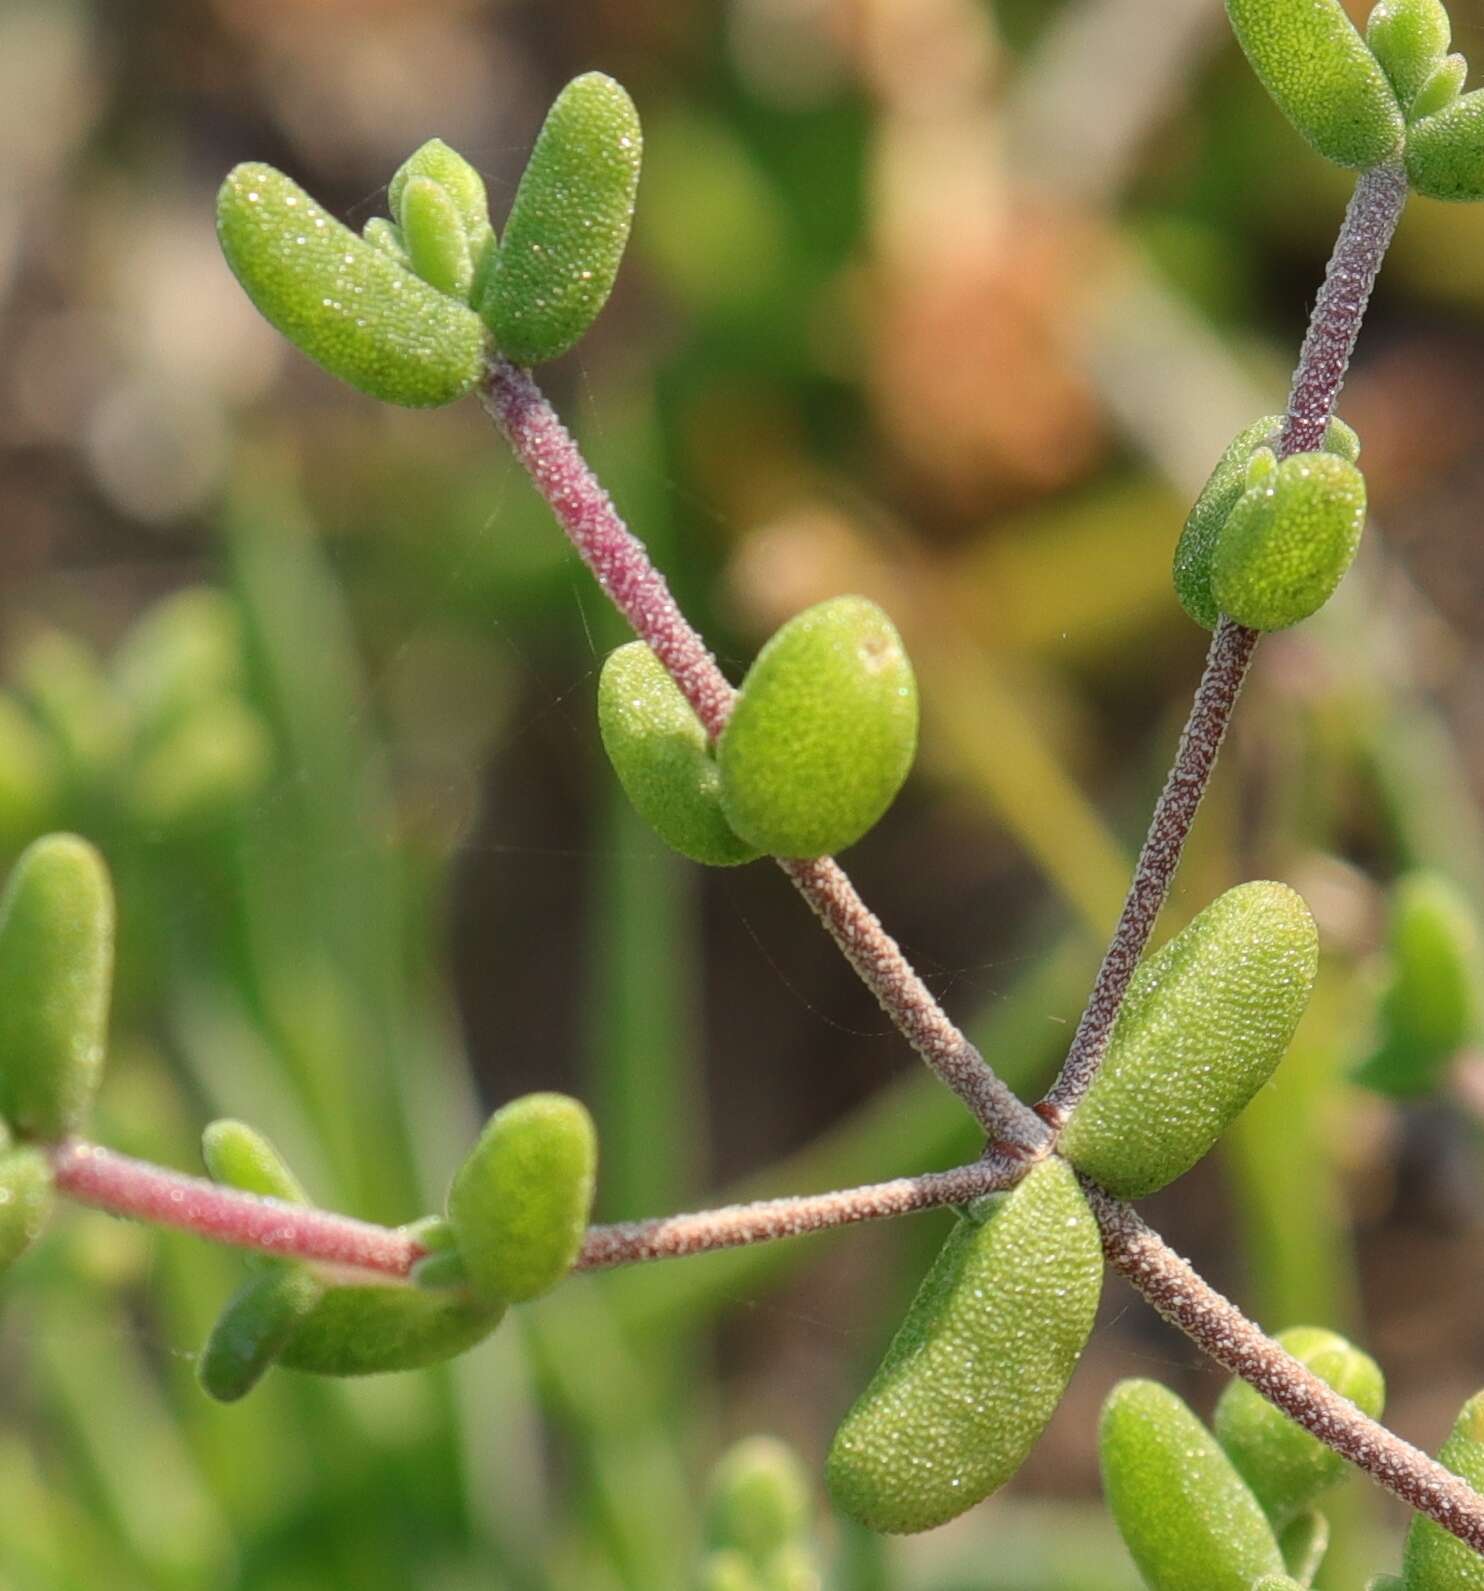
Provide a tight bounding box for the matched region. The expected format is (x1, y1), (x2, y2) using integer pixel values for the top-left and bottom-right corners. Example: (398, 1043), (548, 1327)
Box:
(0, 829), (603, 1393)
(1, 1), (1482, 1579)
(698, 1438), (821, 1591)
(0, 589), (271, 853)
(1100, 1345), (1484, 1590)
(1228, 0), (1483, 197)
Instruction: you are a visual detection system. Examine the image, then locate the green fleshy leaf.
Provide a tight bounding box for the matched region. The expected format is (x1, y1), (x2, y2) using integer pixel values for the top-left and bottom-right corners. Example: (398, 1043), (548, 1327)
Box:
(398, 176), (474, 300)
(197, 1264), (323, 1402)
(598, 642), (760, 867)
(1225, 0), (1405, 168)
(706, 1436), (811, 1560)
(1367, 0), (1452, 109)
(1406, 87), (1484, 199)
(1210, 452), (1367, 631)
(1100, 1379), (1284, 1591)
(278, 1280), (504, 1377)
(483, 73), (642, 364)
(1354, 871), (1480, 1097)
(1410, 53), (1468, 121)
(1213, 1326), (1385, 1527)
(447, 1092), (597, 1304)
(1173, 416), (1358, 629)
(201, 1119), (309, 1204)
(1060, 882), (1318, 1198)
(1279, 1509), (1330, 1585)
(410, 1249), (468, 1290)
(0, 1148), (54, 1272)
(389, 137), (491, 239)
(826, 1157), (1101, 1534)
(362, 216), (410, 265)
(1251, 1578), (1305, 1590)
(216, 162), (488, 407)
(1403, 1390), (1484, 1588)
(110, 588), (246, 737)
(129, 698), (273, 830)
(0, 836), (115, 1141)
(717, 596), (918, 860)
(0, 697), (60, 852)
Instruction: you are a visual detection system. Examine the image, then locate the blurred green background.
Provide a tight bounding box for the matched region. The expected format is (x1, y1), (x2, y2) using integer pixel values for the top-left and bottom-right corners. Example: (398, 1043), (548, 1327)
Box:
(3, 0), (1484, 1585)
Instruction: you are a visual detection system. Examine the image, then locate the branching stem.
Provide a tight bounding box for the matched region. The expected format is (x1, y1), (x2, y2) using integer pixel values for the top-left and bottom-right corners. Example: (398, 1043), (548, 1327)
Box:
(1041, 159), (1409, 1127)
(49, 1137), (1022, 1281)
(481, 359), (1046, 1151)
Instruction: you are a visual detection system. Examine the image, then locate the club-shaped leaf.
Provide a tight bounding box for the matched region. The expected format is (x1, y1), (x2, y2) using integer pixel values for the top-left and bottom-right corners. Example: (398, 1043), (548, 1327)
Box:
(0, 1148), (54, 1273)
(1402, 1390), (1484, 1588)
(1174, 415), (1357, 629)
(1225, 0), (1405, 168)
(129, 698), (272, 831)
(1366, 0), (1452, 110)
(483, 73), (642, 364)
(447, 1092), (597, 1304)
(278, 1280), (504, 1377)
(827, 1156), (1101, 1534)
(197, 1264), (323, 1402)
(1410, 53), (1468, 121)
(598, 642), (760, 867)
(1353, 871), (1479, 1097)
(217, 163), (488, 407)
(202, 1118), (309, 1204)
(0, 836), (115, 1141)
(717, 596), (918, 860)
(389, 138), (491, 240)
(1210, 451), (1367, 631)
(1100, 1379), (1285, 1590)
(1279, 1509), (1330, 1586)
(1214, 1326), (1385, 1526)
(398, 176), (474, 301)
(1059, 881), (1318, 1198)
(706, 1436), (811, 1561)
(1406, 88), (1484, 199)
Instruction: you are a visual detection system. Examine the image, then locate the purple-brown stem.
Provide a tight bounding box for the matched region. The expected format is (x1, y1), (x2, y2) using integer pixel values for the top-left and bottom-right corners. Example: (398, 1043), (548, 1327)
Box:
(1040, 616), (1256, 1122)
(574, 1147), (1023, 1269)
(481, 358), (1046, 1150)
(1089, 1183), (1484, 1555)
(1041, 161), (1409, 1127)
(49, 1136), (1023, 1282)
(1281, 161), (1408, 457)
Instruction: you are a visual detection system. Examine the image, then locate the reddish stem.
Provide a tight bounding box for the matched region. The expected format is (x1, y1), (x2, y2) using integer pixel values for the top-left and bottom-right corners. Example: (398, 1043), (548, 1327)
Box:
(51, 1140), (422, 1278)
(49, 1137), (1024, 1280)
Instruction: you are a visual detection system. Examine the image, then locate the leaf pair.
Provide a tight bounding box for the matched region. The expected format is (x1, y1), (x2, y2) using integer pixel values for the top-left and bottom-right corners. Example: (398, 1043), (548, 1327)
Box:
(198, 1094), (596, 1400)
(600, 596), (919, 864)
(1173, 416), (1365, 633)
(216, 74), (643, 406)
(1226, 0), (1484, 201)
(1403, 1391), (1484, 1587)
(1101, 1327), (1384, 1589)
